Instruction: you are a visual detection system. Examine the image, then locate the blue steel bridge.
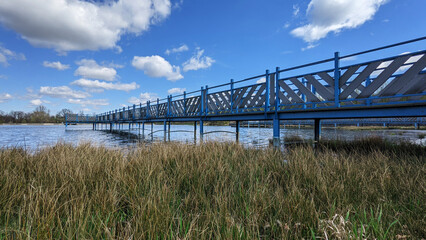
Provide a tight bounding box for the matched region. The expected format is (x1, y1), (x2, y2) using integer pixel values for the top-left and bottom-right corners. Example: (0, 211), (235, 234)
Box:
(66, 38), (426, 147)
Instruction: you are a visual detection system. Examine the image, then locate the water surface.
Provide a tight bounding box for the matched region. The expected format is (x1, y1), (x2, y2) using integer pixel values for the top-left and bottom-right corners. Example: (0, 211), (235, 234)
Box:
(0, 124), (424, 150)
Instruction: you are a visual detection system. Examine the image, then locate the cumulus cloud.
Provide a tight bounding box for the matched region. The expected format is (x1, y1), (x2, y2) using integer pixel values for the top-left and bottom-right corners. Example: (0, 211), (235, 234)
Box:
(43, 61), (70, 70)
(182, 48), (215, 72)
(167, 87), (186, 95)
(0, 46), (26, 66)
(71, 78), (139, 92)
(75, 59), (117, 81)
(128, 92), (159, 104)
(39, 86), (90, 99)
(0, 93), (12, 103)
(132, 55), (183, 81)
(0, 0), (172, 52)
(291, 0), (387, 43)
(30, 99), (50, 106)
(67, 98), (109, 107)
(165, 44), (189, 55)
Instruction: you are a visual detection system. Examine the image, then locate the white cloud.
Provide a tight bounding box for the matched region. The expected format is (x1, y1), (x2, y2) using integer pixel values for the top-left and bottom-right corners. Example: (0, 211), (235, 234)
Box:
(0, 0), (172, 52)
(165, 44), (189, 55)
(0, 46), (26, 66)
(291, 0), (387, 43)
(71, 78), (139, 92)
(30, 99), (50, 106)
(0, 93), (12, 103)
(0, 75), (7, 79)
(75, 59), (117, 81)
(168, 87), (186, 95)
(39, 86), (90, 99)
(128, 92), (159, 104)
(67, 98), (109, 107)
(132, 55), (183, 81)
(293, 4), (300, 16)
(43, 61), (70, 70)
(182, 48), (215, 72)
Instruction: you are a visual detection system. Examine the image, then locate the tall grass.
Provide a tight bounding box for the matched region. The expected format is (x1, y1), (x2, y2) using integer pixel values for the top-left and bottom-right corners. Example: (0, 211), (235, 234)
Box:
(0, 139), (424, 239)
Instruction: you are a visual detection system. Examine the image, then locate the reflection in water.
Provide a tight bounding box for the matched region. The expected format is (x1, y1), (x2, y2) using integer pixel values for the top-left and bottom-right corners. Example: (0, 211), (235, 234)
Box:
(0, 124), (425, 150)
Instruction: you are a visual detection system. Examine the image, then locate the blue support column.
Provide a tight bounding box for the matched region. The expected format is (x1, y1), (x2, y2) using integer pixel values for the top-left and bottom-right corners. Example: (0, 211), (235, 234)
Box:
(334, 52), (341, 107)
(168, 121), (171, 141)
(163, 120), (167, 141)
(273, 117), (280, 148)
(194, 121), (197, 143)
(314, 119), (321, 143)
(235, 120), (240, 142)
(200, 120), (204, 142)
(151, 122), (153, 141)
(142, 122), (145, 139)
(230, 79), (234, 113)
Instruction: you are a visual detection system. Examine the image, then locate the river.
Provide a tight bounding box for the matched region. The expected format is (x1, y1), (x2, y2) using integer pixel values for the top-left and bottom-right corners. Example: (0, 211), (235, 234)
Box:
(1, 124), (425, 150)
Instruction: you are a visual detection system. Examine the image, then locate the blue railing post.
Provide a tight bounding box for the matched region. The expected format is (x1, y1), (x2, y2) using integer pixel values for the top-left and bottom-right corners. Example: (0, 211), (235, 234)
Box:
(230, 79), (234, 113)
(334, 52), (340, 107)
(265, 70), (270, 113)
(170, 95), (173, 117)
(275, 67), (280, 112)
(183, 91), (187, 116)
(157, 98), (160, 117)
(200, 87), (204, 116)
(205, 85), (208, 115)
(147, 101), (150, 118)
(365, 77), (371, 106)
(133, 104), (136, 120)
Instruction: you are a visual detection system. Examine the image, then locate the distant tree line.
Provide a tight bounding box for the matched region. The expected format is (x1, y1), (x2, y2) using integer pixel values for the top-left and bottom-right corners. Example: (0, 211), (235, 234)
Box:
(0, 106), (78, 124)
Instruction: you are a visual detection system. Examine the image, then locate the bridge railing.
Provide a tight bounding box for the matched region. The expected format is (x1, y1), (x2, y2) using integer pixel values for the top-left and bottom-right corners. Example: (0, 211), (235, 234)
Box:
(92, 37), (425, 122)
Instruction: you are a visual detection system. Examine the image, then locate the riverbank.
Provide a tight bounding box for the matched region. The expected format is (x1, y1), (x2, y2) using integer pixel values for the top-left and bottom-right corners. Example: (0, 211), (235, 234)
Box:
(0, 139), (424, 239)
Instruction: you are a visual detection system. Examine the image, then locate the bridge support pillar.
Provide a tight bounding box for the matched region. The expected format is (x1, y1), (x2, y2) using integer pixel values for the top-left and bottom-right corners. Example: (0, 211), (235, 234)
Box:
(151, 123), (153, 141)
(273, 118), (280, 148)
(314, 119), (321, 144)
(93, 123), (95, 130)
(236, 121), (240, 143)
(168, 121), (171, 141)
(200, 120), (204, 143)
(142, 122), (145, 139)
(414, 123), (419, 130)
(110, 123), (113, 133)
(194, 121), (197, 143)
(163, 121), (167, 141)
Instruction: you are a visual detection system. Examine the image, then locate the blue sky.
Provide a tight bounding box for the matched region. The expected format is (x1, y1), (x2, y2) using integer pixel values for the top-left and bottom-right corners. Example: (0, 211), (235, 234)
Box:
(0, 0), (425, 115)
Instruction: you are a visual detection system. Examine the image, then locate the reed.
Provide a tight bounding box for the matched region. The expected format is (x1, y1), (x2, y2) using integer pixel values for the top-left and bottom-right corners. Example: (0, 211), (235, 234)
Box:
(0, 138), (424, 239)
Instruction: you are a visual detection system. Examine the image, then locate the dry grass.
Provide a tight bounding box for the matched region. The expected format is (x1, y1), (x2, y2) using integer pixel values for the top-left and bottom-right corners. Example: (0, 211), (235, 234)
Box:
(0, 139), (425, 239)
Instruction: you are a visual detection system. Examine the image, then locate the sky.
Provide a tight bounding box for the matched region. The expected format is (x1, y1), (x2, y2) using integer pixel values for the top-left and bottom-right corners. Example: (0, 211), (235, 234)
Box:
(0, 0), (425, 115)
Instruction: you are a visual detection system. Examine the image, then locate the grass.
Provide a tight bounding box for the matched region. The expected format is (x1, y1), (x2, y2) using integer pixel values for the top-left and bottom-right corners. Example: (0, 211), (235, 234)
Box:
(0, 138), (425, 239)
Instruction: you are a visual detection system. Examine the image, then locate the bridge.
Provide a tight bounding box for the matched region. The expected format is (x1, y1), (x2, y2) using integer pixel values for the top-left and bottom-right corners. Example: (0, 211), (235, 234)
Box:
(65, 37), (426, 147)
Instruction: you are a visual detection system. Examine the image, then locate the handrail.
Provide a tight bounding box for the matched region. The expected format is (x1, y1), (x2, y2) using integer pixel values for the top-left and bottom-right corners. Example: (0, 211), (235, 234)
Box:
(98, 36), (425, 117)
